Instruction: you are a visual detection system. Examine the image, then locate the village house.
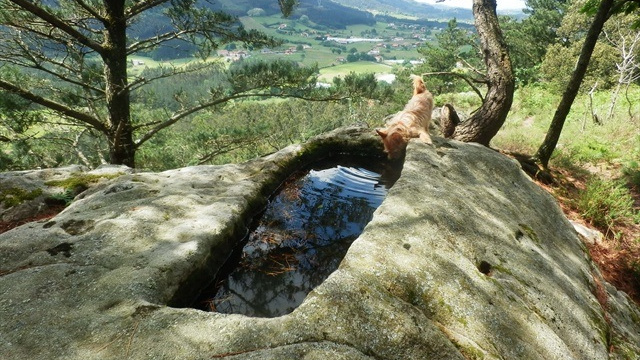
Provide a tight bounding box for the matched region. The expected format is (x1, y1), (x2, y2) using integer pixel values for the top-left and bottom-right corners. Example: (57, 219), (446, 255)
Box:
(217, 49), (249, 62)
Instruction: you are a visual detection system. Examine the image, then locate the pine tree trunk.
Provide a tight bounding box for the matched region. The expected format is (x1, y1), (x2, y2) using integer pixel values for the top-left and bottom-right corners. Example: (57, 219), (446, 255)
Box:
(451, 0), (514, 146)
(104, 1), (135, 167)
(533, 0), (614, 169)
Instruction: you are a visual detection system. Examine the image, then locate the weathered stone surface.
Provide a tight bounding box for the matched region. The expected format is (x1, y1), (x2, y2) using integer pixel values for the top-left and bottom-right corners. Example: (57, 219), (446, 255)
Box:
(0, 164), (132, 223)
(1, 125), (638, 360)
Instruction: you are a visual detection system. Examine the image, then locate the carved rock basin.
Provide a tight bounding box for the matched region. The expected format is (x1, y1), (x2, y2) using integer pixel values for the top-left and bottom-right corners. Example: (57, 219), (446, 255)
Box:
(197, 155), (401, 317)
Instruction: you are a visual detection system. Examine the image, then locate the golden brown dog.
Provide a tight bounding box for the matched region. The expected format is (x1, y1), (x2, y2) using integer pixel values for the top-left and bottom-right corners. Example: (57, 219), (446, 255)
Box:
(376, 75), (433, 159)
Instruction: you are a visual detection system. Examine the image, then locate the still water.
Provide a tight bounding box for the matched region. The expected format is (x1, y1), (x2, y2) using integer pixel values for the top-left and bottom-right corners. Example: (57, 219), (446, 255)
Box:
(196, 156), (401, 317)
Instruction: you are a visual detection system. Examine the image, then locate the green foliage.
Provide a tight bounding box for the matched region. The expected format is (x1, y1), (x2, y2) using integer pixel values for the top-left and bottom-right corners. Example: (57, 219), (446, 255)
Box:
(491, 83), (640, 171)
(566, 139), (615, 164)
(0, 188), (43, 208)
(538, 0), (621, 90)
(541, 41), (618, 91)
(0, 68), (43, 141)
(501, 0), (569, 85)
(0, 125), (109, 172)
(46, 189), (76, 207)
(0, 1), (307, 167)
(136, 97), (395, 171)
(227, 59), (318, 94)
(585, 0), (640, 29)
(623, 161), (640, 188)
(574, 177), (638, 232)
(434, 91), (482, 111)
(417, 18), (479, 93)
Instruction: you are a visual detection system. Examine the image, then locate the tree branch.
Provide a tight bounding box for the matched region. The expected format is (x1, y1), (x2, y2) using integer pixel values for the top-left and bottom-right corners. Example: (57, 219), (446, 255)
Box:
(128, 61), (220, 92)
(421, 71), (486, 102)
(0, 79), (107, 133)
(73, 0), (107, 22)
(126, 0), (171, 18)
(134, 91), (350, 148)
(127, 29), (191, 55)
(7, 0), (104, 54)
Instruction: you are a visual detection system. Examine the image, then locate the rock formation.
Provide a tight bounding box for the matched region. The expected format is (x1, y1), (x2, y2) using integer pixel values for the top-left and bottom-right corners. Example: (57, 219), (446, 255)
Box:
(1, 125), (638, 359)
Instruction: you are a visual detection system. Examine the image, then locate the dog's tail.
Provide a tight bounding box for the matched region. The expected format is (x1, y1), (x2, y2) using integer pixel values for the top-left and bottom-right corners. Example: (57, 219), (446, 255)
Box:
(410, 74), (427, 95)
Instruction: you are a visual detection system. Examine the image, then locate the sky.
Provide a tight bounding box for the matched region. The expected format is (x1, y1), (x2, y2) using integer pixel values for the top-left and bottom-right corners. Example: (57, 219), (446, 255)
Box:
(415, 0), (528, 11)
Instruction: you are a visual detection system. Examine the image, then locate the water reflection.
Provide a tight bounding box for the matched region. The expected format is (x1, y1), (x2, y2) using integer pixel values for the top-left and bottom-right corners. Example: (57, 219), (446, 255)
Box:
(197, 156), (401, 317)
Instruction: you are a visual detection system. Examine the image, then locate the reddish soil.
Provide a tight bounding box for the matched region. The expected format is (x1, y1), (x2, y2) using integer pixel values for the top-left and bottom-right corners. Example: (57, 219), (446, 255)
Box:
(0, 205), (65, 234)
(535, 166), (640, 305)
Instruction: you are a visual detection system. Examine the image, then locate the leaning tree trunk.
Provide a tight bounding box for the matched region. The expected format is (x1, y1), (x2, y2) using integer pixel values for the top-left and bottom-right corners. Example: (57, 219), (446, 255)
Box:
(533, 0), (614, 169)
(449, 0), (515, 146)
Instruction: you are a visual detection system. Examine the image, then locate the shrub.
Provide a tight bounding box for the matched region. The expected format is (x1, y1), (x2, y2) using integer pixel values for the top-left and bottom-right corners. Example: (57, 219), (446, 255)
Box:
(622, 161), (640, 188)
(575, 177), (637, 233)
(566, 139), (615, 164)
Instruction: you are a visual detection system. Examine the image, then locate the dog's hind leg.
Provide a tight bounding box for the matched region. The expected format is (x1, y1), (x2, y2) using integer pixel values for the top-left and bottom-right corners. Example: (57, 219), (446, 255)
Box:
(418, 130), (432, 144)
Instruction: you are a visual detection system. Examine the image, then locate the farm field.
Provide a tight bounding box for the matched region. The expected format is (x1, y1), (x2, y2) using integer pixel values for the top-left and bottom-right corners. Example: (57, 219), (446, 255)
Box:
(125, 14), (434, 83)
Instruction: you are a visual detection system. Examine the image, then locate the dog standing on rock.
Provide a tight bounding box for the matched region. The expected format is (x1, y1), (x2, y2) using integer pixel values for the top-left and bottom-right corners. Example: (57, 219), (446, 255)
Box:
(376, 75), (433, 159)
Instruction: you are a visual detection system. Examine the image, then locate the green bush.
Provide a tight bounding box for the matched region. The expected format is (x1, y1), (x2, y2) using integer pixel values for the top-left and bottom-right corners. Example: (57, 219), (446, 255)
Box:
(622, 161), (640, 188)
(575, 177), (638, 233)
(566, 139), (615, 164)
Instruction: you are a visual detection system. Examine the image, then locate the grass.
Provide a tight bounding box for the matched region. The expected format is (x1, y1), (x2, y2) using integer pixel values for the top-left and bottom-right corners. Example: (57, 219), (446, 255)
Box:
(575, 178), (638, 233)
(318, 61), (393, 82)
(492, 85), (640, 168)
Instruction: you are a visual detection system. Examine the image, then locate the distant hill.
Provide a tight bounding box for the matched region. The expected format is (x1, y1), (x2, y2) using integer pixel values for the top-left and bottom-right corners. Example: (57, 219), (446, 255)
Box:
(330, 0), (474, 21)
(210, 0), (475, 27)
(211, 0), (376, 28)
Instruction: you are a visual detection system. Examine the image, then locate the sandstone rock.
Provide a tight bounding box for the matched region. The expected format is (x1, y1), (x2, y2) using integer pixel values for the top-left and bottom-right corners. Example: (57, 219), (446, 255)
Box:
(0, 164), (132, 223)
(571, 220), (604, 245)
(0, 126), (638, 360)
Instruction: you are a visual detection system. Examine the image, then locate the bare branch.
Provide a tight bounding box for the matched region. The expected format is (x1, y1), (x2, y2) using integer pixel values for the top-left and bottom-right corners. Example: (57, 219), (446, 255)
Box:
(458, 58), (487, 78)
(7, 0), (104, 54)
(128, 61), (220, 92)
(73, 0), (107, 22)
(135, 91), (350, 148)
(0, 79), (107, 133)
(73, 129), (92, 167)
(422, 71), (486, 102)
(127, 29), (191, 55)
(1, 51), (104, 95)
(126, 0), (170, 18)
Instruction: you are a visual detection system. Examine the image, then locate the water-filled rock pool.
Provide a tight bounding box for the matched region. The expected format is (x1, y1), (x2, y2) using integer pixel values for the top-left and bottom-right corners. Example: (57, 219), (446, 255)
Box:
(195, 155), (402, 317)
